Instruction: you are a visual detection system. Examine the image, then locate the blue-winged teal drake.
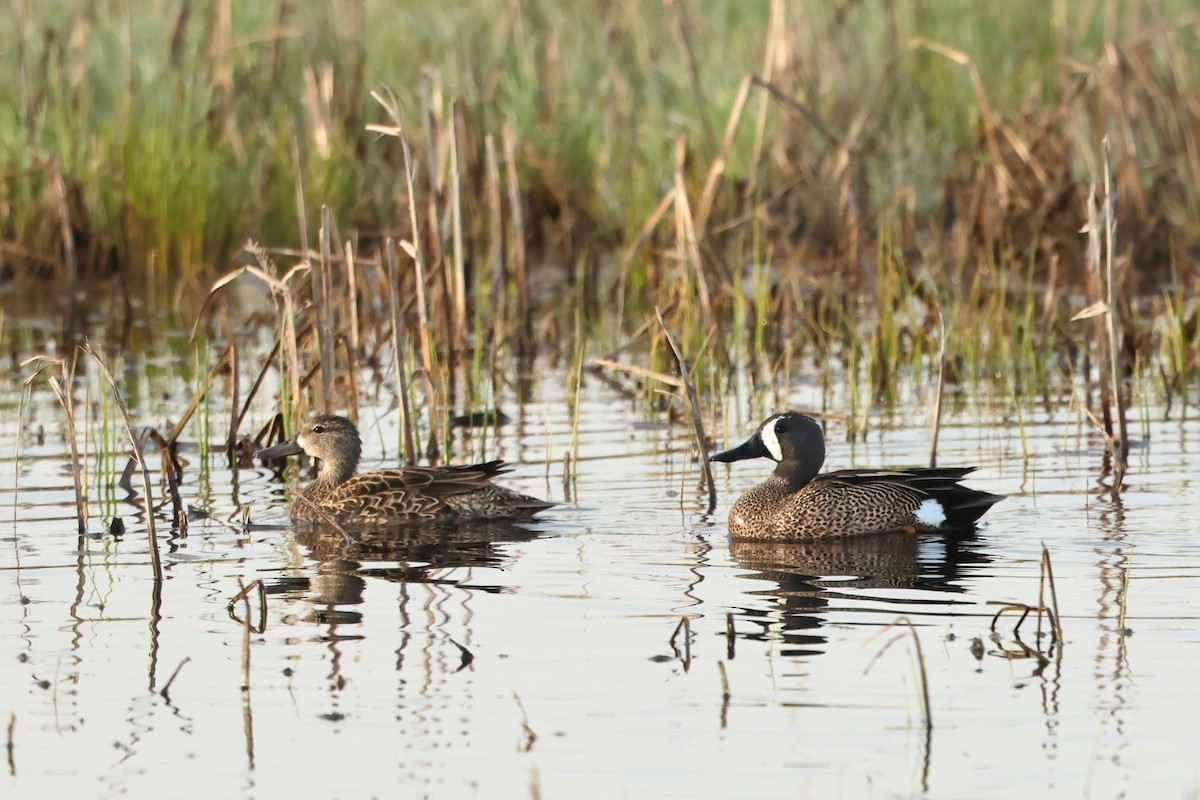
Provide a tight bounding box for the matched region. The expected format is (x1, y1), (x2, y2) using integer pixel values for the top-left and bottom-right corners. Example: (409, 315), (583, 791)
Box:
(711, 412), (1002, 540)
(255, 415), (551, 525)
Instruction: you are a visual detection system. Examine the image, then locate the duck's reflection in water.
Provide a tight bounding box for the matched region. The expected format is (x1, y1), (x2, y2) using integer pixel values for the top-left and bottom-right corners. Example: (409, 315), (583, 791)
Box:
(729, 533), (989, 658)
(265, 521), (548, 616)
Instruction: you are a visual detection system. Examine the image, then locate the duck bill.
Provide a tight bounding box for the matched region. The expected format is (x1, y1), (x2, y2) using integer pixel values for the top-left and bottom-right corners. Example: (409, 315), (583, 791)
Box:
(255, 438), (303, 460)
(710, 435), (770, 463)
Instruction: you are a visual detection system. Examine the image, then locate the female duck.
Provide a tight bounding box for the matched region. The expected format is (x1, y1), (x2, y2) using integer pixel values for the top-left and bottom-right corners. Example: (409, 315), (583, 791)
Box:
(710, 412), (1001, 540)
(256, 415), (551, 525)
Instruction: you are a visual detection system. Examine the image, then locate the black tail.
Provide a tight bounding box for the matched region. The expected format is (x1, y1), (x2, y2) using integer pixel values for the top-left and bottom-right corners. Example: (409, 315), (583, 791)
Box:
(939, 488), (1005, 528)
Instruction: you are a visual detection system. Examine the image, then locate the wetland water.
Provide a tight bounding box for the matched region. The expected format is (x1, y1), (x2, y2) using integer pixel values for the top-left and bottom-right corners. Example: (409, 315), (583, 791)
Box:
(3, 337), (1200, 799)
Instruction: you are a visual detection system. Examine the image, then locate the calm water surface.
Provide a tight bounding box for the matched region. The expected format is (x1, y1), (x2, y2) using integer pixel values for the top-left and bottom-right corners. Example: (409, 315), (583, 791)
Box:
(3, 339), (1200, 799)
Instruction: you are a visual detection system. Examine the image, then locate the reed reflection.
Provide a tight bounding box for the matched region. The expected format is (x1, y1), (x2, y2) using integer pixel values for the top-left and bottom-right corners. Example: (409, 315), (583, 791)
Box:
(729, 534), (990, 657)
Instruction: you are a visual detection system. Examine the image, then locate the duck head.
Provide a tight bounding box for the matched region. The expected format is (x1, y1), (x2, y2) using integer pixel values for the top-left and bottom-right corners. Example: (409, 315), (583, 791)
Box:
(710, 412), (826, 488)
(255, 414), (362, 485)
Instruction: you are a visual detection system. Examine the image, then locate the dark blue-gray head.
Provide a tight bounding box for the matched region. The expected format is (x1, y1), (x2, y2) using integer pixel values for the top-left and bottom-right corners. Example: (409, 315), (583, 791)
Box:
(710, 412), (826, 488)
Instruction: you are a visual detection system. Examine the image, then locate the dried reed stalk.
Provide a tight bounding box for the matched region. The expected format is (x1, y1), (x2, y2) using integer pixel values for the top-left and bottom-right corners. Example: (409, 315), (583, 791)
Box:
(166, 344), (235, 447)
(865, 616), (932, 731)
(291, 131), (310, 258)
(160, 656), (191, 700)
(1101, 140), (1128, 484)
(484, 134), (506, 339)
(666, 0), (717, 155)
(748, 0), (785, 198)
(928, 309), (947, 467)
(237, 577), (256, 769)
(513, 692), (537, 753)
(20, 355), (86, 535)
(502, 120), (531, 349)
(199, 247), (305, 427)
(672, 138), (713, 322)
(1073, 138), (1127, 493)
(1037, 544), (1063, 644)
(695, 74), (752, 237)
(614, 186), (676, 325)
(449, 99), (468, 344)
(81, 342), (162, 583)
(385, 240), (417, 463)
(227, 343), (240, 453)
(656, 307), (717, 513)
(343, 239), (361, 423)
(315, 206), (337, 412)
(6, 712), (14, 777)
(669, 615), (693, 672)
(147, 430), (186, 534)
(419, 71), (444, 270)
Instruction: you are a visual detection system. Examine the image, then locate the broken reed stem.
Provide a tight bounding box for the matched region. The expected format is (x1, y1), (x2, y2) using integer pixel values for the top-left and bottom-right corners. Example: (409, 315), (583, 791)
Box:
(148, 430), (187, 534)
(655, 307), (717, 514)
(587, 357), (683, 388)
(1038, 544), (1064, 644)
(238, 578), (256, 769)
(234, 337), (279, 445)
(929, 308), (947, 468)
(865, 616), (932, 731)
(669, 615), (693, 671)
(81, 342), (162, 583)
(160, 656), (191, 699)
(386, 240), (417, 464)
(448, 637), (474, 672)
(717, 660), (730, 729)
(6, 712), (14, 777)
(292, 495), (355, 544)
(20, 355), (86, 535)
(725, 611), (735, 660)
(315, 205), (337, 413)
(991, 602), (1031, 631)
(166, 343), (235, 447)
(196, 246), (304, 427)
(513, 692), (537, 753)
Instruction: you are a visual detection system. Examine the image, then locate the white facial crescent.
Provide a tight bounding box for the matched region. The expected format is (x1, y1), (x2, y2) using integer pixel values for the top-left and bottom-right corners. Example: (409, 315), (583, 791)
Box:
(761, 416), (784, 461)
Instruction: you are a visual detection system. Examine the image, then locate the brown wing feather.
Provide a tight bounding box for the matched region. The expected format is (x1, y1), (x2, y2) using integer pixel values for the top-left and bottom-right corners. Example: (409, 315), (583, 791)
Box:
(321, 460), (516, 518)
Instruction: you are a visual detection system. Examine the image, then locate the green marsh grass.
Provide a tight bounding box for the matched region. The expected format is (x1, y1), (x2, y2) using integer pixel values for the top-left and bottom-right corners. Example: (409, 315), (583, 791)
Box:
(7, 1), (1200, 498)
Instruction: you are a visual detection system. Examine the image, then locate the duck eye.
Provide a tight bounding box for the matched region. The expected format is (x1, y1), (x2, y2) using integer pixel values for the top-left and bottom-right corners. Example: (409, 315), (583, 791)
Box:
(312, 425), (325, 434)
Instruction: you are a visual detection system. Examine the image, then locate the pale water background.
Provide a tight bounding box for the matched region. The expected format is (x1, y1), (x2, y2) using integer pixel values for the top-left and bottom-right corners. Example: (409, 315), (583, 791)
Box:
(3, 330), (1200, 799)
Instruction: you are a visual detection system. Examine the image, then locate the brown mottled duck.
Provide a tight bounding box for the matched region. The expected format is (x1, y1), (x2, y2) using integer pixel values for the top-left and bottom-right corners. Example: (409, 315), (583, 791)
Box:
(255, 415), (551, 525)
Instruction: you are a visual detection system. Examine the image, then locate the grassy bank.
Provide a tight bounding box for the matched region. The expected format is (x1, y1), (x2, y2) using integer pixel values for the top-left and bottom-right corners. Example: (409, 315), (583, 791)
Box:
(3, 0), (1199, 417)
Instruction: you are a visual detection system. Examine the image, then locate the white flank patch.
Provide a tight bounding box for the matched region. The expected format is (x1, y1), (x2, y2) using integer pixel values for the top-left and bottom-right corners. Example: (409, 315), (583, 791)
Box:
(915, 498), (946, 527)
(761, 417), (784, 461)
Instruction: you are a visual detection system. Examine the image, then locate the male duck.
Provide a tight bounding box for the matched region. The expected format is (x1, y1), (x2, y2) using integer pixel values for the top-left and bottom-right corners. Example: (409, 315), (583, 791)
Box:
(256, 414), (551, 525)
(711, 412), (1002, 540)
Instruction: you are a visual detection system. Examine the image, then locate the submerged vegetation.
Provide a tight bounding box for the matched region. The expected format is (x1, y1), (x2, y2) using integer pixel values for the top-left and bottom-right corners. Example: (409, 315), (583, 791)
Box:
(3, 0), (1199, 444)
